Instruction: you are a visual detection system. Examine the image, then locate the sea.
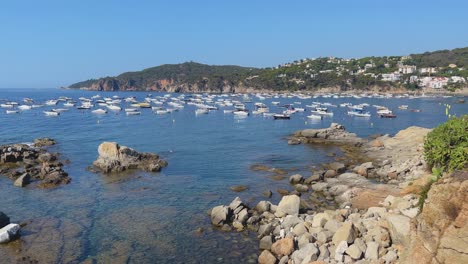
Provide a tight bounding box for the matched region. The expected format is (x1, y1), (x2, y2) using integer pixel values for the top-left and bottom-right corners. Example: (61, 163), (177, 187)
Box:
(0, 88), (466, 263)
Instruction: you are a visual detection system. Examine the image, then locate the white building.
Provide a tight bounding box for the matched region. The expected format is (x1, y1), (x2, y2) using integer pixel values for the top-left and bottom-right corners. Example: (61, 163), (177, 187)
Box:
(381, 73), (401, 82)
(419, 67), (438, 74)
(398, 65), (417, 74)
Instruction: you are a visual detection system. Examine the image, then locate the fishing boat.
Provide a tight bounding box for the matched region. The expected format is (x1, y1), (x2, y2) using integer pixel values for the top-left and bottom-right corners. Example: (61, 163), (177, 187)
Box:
(92, 108), (107, 114)
(273, 114), (290, 120)
(44, 110), (60, 116)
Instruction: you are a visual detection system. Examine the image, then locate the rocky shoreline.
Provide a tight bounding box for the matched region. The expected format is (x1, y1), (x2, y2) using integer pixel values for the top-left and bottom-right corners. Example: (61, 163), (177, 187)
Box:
(0, 138), (71, 188)
(209, 124), (467, 263)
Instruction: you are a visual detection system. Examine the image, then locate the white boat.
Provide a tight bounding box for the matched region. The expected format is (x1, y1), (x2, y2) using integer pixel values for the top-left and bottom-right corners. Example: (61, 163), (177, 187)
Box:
(307, 114), (323, 120)
(126, 111), (141, 115)
(155, 110), (169, 115)
(92, 108), (107, 114)
(63, 102), (75, 107)
(233, 111), (248, 116)
(6, 110), (19, 114)
(348, 109), (371, 117)
(45, 100), (58, 106)
(44, 111), (60, 116)
(263, 113), (275, 117)
(0, 104), (14, 108)
(195, 109), (209, 115)
(106, 105), (122, 111)
(125, 108), (138, 112)
(52, 108), (68, 113)
(18, 105), (32, 110)
(223, 109), (234, 114)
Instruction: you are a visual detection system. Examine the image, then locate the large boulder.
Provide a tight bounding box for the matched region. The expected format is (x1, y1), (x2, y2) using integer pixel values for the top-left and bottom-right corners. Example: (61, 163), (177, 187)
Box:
(210, 205), (230, 227)
(275, 195), (300, 217)
(332, 222), (358, 245)
(0, 223), (20, 243)
(93, 142), (167, 173)
(271, 237), (295, 257)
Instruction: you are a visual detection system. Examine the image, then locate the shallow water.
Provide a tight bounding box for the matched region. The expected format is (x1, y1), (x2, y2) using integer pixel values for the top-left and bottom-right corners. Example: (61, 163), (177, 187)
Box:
(0, 89), (466, 263)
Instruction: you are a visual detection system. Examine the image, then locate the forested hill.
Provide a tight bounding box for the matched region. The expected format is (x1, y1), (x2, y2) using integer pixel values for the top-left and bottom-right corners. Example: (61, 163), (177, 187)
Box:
(68, 47), (468, 92)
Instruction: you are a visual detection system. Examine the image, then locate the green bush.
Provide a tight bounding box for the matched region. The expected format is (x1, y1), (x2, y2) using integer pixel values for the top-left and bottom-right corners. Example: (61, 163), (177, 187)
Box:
(424, 115), (468, 172)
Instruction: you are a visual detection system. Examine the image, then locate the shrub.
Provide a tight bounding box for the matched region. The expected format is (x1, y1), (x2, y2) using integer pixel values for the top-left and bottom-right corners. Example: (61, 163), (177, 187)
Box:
(424, 115), (468, 172)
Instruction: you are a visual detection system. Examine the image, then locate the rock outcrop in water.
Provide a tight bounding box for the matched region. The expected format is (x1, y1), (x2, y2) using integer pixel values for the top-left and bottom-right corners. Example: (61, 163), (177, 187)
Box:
(92, 142), (168, 173)
(289, 123), (366, 146)
(0, 140), (71, 188)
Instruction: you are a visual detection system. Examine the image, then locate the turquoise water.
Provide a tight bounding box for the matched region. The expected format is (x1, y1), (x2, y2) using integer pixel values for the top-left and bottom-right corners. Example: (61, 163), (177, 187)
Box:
(0, 89), (466, 263)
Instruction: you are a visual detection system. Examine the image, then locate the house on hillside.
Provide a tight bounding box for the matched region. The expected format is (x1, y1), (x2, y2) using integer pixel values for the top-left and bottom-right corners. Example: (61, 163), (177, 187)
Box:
(381, 73), (401, 82)
(419, 67), (438, 74)
(398, 65), (417, 74)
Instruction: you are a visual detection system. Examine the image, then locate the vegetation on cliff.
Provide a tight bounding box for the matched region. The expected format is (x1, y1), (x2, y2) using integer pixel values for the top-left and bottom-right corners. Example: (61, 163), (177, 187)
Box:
(69, 47), (468, 92)
(424, 115), (468, 173)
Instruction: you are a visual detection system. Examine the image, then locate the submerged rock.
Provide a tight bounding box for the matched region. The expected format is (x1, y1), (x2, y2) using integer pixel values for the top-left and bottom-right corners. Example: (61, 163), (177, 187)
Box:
(33, 138), (56, 147)
(92, 142), (167, 173)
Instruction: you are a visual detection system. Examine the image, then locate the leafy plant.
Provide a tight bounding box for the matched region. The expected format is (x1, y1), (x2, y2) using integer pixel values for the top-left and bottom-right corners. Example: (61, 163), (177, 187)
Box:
(424, 115), (468, 173)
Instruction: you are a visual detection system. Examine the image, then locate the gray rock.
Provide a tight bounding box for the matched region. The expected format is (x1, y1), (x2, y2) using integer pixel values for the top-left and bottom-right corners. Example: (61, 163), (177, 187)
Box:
(297, 233), (313, 249)
(324, 169), (337, 178)
(386, 214), (410, 245)
(0, 223), (20, 243)
(0, 212), (10, 229)
(278, 255), (289, 264)
(318, 244), (330, 260)
(294, 184), (309, 193)
(281, 215), (302, 230)
(289, 174), (304, 184)
(275, 195), (300, 217)
(256, 201), (271, 213)
(401, 207), (419, 218)
(332, 222), (358, 245)
(304, 174), (321, 184)
(14, 173), (30, 187)
(312, 212), (330, 228)
(324, 219), (342, 232)
(328, 162), (346, 173)
(236, 208), (249, 224)
(258, 250), (277, 264)
(364, 241), (379, 260)
(292, 222), (308, 236)
(229, 197), (243, 211)
(258, 223), (273, 238)
(346, 244), (363, 260)
(311, 182), (328, 192)
(354, 237), (367, 253)
(210, 205), (229, 226)
(260, 235), (273, 250)
(383, 250), (398, 263)
(334, 241), (348, 262)
(328, 184), (349, 196)
(316, 230), (334, 244)
(291, 243), (319, 264)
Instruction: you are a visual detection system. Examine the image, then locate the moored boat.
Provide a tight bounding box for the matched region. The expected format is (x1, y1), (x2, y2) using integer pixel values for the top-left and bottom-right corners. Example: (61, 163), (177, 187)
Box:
(273, 114), (290, 120)
(44, 110), (60, 116)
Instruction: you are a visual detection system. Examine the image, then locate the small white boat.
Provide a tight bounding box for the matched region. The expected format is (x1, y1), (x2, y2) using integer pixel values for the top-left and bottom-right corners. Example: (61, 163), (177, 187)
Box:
(126, 111), (141, 115)
(233, 111), (249, 116)
(18, 105), (32, 110)
(44, 111), (60, 116)
(6, 110), (19, 114)
(52, 108), (68, 113)
(125, 108), (138, 112)
(155, 110), (169, 115)
(273, 114), (290, 120)
(106, 105), (122, 111)
(262, 113), (275, 117)
(195, 109), (209, 115)
(223, 109), (234, 114)
(307, 114), (323, 120)
(63, 102), (76, 107)
(0, 104), (14, 108)
(92, 108), (107, 114)
(45, 100), (58, 106)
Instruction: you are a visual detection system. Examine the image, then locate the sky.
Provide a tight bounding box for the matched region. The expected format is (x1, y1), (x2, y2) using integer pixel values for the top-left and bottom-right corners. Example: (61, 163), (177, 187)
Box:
(0, 0), (467, 88)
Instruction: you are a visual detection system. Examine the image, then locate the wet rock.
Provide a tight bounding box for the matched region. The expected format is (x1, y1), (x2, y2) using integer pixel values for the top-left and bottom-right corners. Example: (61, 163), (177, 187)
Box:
(210, 205), (230, 226)
(256, 201), (271, 213)
(288, 138), (301, 145)
(0, 223), (20, 243)
(304, 174), (321, 184)
(263, 189), (273, 198)
(294, 184), (309, 193)
(277, 189), (289, 196)
(289, 174), (304, 184)
(271, 237), (294, 257)
(311, 182), (328, 192)
(33, 138), (56, 147)
(92, 142), (167, 173)
(275, 195), (300, 217)
(328, 162), (346, 173)
(258, 250), (277, 264)
(230, 185), (248, 192)
(14, 173), (30, 187)
(324, 170), (337, 178)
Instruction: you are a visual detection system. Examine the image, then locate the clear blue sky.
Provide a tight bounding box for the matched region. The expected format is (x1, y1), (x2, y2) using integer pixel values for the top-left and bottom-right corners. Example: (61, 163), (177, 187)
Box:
(1, 0), (467, 88)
